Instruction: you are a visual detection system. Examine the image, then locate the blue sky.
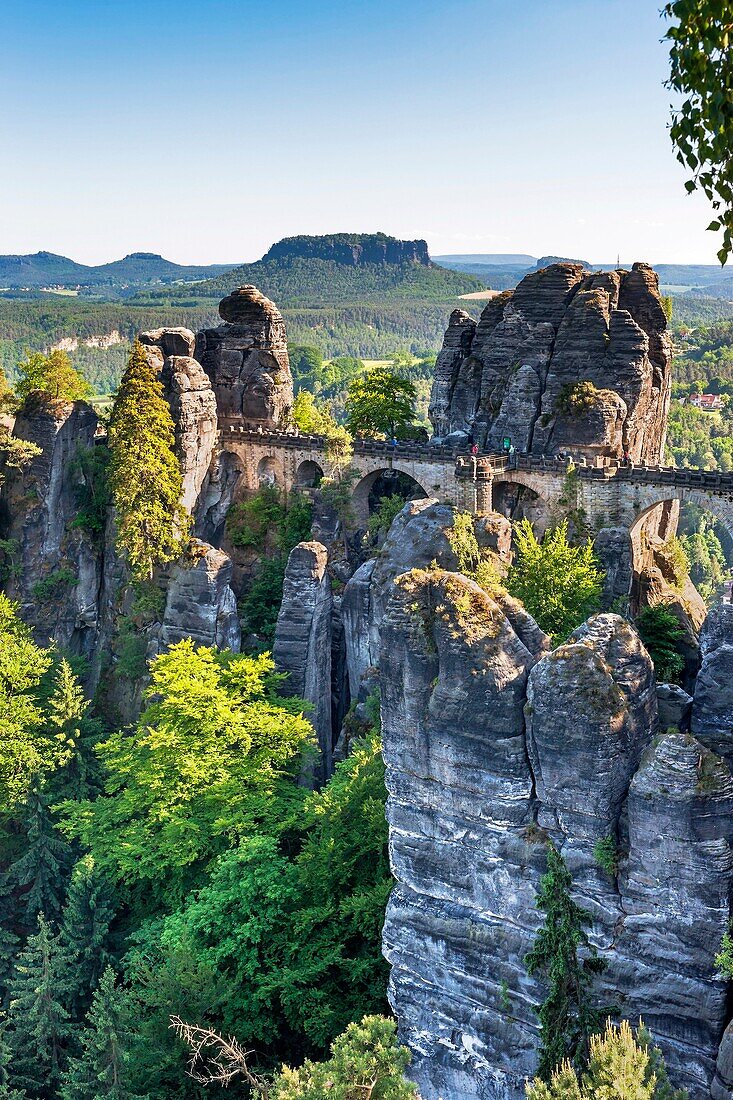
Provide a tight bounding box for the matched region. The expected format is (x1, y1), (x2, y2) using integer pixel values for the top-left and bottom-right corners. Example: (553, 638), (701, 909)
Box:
(0, 0), (720, 265)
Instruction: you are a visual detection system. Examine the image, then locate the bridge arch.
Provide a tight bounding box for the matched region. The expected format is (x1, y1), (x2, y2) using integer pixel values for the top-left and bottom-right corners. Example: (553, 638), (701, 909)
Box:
(256, 454), (283, 487)
(351, 466), (431, 527)
(491, 471), (558, 538)
(296, 459), (324, 489)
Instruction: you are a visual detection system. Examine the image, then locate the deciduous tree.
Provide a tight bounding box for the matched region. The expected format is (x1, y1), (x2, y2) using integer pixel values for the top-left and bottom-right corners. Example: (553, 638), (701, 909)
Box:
(505, 520), (604, 641)
(346, 368), (416, 440)
(665, 2), (733, 263)
(14, 351), (91, 407)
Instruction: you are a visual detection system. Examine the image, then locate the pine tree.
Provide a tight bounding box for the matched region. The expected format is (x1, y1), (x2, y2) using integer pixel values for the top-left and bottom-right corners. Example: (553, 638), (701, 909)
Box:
(60, 857), (114, 1019)
(7, 784), (71, 930)
(107, 340), (189, 581)
(45, 660), (101, 803)
(525, 1018), (685, 1100)
(525, 844), (606, 1080)
(0, 1014), (27, 1100)
(7, 915), (74, 1096)
(60, 967), (143, 1100)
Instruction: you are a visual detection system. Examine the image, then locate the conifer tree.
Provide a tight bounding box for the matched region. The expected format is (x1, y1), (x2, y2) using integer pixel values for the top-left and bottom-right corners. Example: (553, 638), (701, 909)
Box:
(107, 340), (188, 580)
(0, 1014), (27, 1100)
(525, 844), (606, 1079)
(60, 967), (143, 1100)
(7, 915), (74, 1096)
(45, 660), (101, 802)
(60, 857), (115, 1019)
(7, 784), (71, 930)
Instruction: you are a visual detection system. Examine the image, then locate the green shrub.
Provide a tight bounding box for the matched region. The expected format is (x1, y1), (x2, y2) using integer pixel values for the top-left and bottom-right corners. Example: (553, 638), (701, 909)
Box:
(636, 606), (686, 684)
(592, 835), (619, 877)
(367, 494), (407, 540)
(32, 567), (78, 603)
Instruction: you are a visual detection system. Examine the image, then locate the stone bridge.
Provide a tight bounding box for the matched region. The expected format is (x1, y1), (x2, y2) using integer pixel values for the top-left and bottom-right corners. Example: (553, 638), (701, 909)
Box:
(219, 422), (733, 544)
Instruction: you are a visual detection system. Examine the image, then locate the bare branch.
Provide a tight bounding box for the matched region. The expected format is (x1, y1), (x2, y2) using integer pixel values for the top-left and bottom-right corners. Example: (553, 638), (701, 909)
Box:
(170, 1016), (269, 1095)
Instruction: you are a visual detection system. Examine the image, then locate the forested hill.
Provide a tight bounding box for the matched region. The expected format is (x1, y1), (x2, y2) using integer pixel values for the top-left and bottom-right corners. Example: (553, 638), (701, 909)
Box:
(180, 233), (486, 305)
(0, 251), (232, 291)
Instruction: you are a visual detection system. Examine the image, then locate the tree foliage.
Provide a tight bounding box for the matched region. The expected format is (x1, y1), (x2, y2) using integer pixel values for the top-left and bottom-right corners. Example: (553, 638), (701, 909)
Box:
(0, 595), (53, 807)
(107, 340), (188, 580)
(636, 605), (687, 685)
(346, 368), (416, 439)
(14, 351), (92, 408)
(525, 845), (606, 1079)
(270, 1015), (417, 1100)
(506, 521), (604, 641)
(59, 642), (313, 909)
(526, 1018), (685, 1100)
(665, 2), (733, 263)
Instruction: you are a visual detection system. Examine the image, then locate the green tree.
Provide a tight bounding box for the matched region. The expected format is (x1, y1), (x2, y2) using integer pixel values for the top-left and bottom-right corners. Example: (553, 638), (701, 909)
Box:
(7, 784), (71, 930)
(14, 351), (92, 407)
(60, 968), (144, 1100)
(288, 344), (324, 394)
(60, 857), (115, 1019)
(0, 367), (40, 478)
(290, 391), (338, 435)
(0, 595), (53, 807)
(525, 844), (606, 1079)
(271, 1015), (417, 1100)
(143, 731), (390, 1059)
(506, 521), (604, 641)
(107, 340), (188, 580)
(7, 915), (74, 1096)
(44, 659), (102, 803)
(665, 2), (733, 263)
(59, 642), (312, 909)
(0, 1014), (27, 1100)
(346, 368), (416, 439)
(526, 1018), (685, 1100)
(636, 606), (686, 685)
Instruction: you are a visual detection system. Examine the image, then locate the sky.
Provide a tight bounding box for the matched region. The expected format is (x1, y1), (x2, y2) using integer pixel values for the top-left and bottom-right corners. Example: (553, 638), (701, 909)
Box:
(0, 0), (720, 266)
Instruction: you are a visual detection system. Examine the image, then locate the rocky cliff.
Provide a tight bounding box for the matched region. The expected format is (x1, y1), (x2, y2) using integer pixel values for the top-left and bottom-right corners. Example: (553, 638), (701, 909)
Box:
(429, 262), (672, 464)
(196, 285), (293, 425)
(262, 233), (431, 267)
(381, 573), (733, 1100)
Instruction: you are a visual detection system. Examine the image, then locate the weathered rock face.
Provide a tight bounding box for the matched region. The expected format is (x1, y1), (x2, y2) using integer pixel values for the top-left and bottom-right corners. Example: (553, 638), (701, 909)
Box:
(196, 285), (293, 426)
(692, 602), (733, 769)
(381, 569), (540, 1100)
(342, 499), (460, 701)
(617, 730), (733, 1096)
(157, 539), (240, 653)
(382, 596), (733, 1100)
(527, 614), (657, 846)
(139, 329), (218, 514)
(594, 526), (634, 611)
(430, 263), (672, 464)
(2, 398), (101, 656)
(263, 233), (431, 267)
(273, 541), (333, 785)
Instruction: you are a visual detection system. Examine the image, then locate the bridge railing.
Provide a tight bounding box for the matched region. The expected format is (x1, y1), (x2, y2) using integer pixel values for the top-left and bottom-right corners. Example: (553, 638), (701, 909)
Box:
(218, 421), (470, 463)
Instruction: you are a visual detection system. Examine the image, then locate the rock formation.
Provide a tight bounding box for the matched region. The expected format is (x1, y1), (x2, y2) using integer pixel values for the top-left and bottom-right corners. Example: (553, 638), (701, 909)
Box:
(157, 539), (240, 652)
(429, 262), (672, 464)
(1, 397), (101, 657)
(139, 328), (218, 514)
(273, 541), (334, 785)
(382, 588), (733, 1100)
(196, 285), (293, 426)
(263, 233), (431, 267)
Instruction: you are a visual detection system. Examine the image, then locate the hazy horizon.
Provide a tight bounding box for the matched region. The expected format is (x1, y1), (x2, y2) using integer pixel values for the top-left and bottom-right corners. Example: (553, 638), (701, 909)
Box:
(0, 0), (724, 267)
